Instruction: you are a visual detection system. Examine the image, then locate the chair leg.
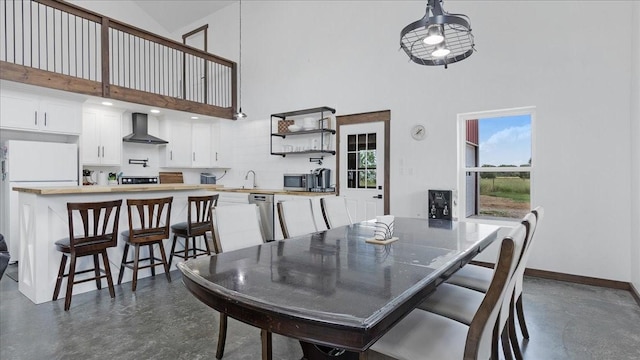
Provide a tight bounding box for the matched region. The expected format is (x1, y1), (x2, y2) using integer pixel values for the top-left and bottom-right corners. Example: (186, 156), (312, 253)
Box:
(202, 234), (211, 255)
(132, 244), (140, 291)
(149, 244), (156, 277)
(168, 234), (178, 268)
(516, 294), (530, 339)
(216, 313), (228, 359)
(184, 236), (190, 260)
(52, 254), (68, 301)
(64, 254), (77, 311)
(157, 241), (171, 282)
(118, 243), (130, 285)
(509, 301), (524, 360)
(101, 250), (116, 299)
(501, 326), (513, 360)
(261, 329), (273, 360)
(93, 254), (102, 289)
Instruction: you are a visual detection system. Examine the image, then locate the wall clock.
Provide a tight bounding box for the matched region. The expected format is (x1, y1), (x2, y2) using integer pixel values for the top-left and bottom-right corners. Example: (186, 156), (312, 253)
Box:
(411, 124), (426, 141)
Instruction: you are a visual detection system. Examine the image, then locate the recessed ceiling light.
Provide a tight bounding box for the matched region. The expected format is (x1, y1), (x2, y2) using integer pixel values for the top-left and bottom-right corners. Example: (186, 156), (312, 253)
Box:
(150, 109), (160, 114)
(191, 116), (199, 119)
(101, 101), (113, 106)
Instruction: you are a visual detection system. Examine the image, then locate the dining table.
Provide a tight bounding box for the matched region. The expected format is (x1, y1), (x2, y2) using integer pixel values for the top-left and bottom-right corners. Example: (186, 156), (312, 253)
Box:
(178, 217), (501, 360)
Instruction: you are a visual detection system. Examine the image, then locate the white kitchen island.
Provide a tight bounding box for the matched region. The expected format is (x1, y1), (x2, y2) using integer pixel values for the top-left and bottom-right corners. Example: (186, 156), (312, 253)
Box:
(13, 183), (223, 304)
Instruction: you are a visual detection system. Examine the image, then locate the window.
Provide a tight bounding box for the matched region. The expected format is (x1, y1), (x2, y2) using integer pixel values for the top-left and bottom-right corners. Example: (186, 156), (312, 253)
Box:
(347, 133), (377, 189)
(458, 107), (534, 221)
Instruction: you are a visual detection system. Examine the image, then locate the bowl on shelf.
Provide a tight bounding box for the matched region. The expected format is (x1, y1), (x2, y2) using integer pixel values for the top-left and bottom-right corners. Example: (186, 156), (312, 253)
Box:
(288, 124), (302, 132)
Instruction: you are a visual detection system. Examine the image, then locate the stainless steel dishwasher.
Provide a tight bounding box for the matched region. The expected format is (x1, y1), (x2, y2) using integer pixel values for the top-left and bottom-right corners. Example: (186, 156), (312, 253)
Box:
(249, 194), (274, 241)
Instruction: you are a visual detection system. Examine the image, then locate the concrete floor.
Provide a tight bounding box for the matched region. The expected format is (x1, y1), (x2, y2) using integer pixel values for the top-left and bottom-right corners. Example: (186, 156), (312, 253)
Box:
(1, 266), (639, 360)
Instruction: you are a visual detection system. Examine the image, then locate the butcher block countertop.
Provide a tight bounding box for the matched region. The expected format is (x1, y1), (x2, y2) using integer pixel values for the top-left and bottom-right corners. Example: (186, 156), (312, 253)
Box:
(12, 184), (334, 196)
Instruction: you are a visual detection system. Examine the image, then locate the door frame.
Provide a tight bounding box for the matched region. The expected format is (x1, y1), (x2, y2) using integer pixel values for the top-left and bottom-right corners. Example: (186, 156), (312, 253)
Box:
(336, 110), (391, 215)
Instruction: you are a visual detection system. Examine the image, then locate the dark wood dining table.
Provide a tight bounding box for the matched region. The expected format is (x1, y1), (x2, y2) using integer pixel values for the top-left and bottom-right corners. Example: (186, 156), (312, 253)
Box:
(178, 217), (500, 360)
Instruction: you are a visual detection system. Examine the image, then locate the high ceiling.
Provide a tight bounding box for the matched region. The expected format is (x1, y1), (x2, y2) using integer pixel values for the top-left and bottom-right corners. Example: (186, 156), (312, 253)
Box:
(132, 1), (234, 33)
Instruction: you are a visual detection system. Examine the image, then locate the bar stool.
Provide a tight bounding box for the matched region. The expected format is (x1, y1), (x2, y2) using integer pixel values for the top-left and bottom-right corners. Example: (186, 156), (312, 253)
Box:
(117, 196), (173, 291)
(168, 194), (219, 267)
(53, 199), (122, 311)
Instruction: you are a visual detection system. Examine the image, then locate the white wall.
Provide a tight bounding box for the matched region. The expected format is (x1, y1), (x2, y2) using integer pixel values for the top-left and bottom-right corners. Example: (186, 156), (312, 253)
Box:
(226, 0), (634, 282)
(64, 1), (637, 283)
(631, 2), (640, 290)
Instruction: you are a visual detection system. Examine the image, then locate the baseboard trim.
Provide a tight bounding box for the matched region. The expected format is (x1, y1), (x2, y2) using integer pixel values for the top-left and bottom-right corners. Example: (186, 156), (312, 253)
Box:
(631, 283), (640, 308)
(469, 260), (639, 307)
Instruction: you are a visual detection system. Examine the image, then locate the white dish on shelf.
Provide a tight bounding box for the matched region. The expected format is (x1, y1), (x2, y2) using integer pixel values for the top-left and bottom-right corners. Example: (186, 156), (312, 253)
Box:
(302, 126), (317, 130)
(288, 124), (302, 132)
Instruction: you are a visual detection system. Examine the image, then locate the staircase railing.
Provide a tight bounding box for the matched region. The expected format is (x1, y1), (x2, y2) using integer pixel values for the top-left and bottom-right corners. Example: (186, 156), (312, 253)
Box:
(0, 0), (236, 119)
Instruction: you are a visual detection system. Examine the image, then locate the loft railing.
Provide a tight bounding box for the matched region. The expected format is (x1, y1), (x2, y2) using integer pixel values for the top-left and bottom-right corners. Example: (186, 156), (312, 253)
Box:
(0, 0), (236, 119)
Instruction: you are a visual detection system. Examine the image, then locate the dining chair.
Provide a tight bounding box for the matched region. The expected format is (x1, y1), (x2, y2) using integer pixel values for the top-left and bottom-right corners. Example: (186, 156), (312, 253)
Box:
(52, 199), (122, 311)
(445, 206), (544, 347)
(168, 194), (219, 266)
(320, 196), (353, 229)
(209, 204), (268, 359)
(367, 223), (528, 360)
(117, 196), (173, 291)
(417, 212), (537, 360)
(277, 198), (318, 238)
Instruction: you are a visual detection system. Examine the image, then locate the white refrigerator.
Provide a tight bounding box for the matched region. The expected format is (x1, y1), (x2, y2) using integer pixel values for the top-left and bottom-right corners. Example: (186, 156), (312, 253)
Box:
(0, 140), (78, 263)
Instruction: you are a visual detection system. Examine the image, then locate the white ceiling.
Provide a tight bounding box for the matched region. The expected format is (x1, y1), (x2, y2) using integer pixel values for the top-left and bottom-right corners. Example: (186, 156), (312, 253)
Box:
(132, 0), (234, 33)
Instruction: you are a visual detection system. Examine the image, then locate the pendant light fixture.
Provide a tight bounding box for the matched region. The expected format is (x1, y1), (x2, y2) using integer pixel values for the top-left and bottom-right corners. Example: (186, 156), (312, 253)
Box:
(234, 0), (247, 119)
(400, 0), (474, 68)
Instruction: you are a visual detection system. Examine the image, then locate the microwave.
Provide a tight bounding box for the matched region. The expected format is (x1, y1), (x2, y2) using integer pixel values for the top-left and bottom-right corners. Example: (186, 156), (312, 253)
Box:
(283, 173), (313, 191)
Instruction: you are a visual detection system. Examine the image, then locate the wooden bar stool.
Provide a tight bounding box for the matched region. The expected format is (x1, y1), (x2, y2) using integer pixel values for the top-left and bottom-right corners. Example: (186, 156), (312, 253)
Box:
(117, 196), (173, 291)
(169, 194), (219, 267)
(53, 199), (122, 311)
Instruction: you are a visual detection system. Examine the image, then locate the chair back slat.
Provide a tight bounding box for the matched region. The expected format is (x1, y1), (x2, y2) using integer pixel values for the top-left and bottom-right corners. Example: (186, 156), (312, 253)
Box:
(211, 204), (264, 253)
(126, 197), (173, 242)
(320, 196), (353, 229)
(67, 200), (122, 251)
(187, 194), (218, 235)
(464, 223), (527, 359)
(277, 199), (317, 238)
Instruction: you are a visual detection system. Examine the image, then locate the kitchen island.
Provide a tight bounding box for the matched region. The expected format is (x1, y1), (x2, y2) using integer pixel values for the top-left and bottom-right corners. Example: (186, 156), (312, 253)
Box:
(12, 183), (335, 304)
(13, 183), (223, 304)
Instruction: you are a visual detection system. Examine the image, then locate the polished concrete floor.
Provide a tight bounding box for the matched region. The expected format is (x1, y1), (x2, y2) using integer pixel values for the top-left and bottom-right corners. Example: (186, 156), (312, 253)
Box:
(1, 265), (639, 360)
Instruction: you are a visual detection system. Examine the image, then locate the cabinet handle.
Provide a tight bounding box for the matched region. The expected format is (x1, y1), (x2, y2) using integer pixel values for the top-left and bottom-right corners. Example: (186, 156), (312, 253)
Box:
(98, 146), (100, 157)
(44, 113), (47, 126)
(193, 152), (195, 161)
(34, 111), (38, 125)
(215, 152), (218, 161)
(101, 146), (104, 157)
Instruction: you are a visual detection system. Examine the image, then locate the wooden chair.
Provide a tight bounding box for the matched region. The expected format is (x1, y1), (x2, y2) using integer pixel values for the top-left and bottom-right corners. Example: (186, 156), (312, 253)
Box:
(277, 199), (317, 238)
(444, 206), (544, 356)
(320, 196), (353, 229)
(169, 194), (219, 266)
(53, 200), (122, 311)
(209, 204), (268, 359)
(367, 223), (527, 360)
(417, 212), (537, 360)
(117, 197), (173, 291)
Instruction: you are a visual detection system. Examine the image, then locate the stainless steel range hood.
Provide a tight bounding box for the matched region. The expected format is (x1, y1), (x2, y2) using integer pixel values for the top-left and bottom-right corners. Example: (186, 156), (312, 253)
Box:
(122, 113), (168, 144)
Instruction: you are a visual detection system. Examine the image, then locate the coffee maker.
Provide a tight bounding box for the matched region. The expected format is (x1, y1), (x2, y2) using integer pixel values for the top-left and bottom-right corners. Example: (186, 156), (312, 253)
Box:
(311, 168), (333, 192)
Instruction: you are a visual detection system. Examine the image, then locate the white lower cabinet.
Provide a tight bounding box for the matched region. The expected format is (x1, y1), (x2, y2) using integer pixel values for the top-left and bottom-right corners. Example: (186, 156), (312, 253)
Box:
(0, 89), (81, 135)
(81, 108), (123, 166)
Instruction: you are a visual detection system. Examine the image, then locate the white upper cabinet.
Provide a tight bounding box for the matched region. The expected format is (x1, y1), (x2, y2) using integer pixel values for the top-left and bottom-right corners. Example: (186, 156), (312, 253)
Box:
(160, 119), (192, 168)
(0, 89), (81, 134)
(160, 117), (229, 169)
(191, 122), (212, 168)
(81, 107), (123, 166)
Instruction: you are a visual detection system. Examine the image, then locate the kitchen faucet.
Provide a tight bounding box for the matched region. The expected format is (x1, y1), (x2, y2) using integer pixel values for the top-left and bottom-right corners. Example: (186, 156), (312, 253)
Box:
(245, 170), (257, 188)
